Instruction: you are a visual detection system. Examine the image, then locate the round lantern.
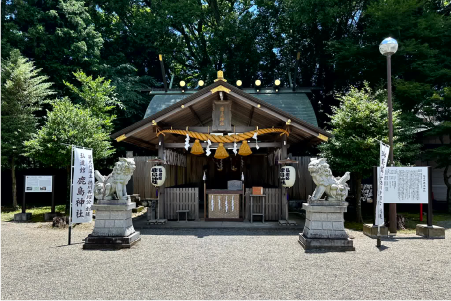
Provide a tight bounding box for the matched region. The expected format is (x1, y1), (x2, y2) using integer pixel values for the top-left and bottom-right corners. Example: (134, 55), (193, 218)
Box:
(280, 166), (296, 188)
(151, 165), (166, 187)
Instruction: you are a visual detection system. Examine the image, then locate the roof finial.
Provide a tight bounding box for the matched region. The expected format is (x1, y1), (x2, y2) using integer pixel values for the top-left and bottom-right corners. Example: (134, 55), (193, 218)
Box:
(214, 70), (227, 82)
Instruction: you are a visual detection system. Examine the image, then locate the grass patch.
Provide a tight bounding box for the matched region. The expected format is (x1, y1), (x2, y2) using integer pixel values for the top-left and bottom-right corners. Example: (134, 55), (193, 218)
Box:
(1, 205), (66, 222)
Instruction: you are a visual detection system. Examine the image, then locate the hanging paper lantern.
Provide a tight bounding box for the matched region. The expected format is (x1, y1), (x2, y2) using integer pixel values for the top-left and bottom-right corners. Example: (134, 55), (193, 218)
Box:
(214, 143), (229, 159)
(280, 166), (296, 188)
(151, 166), (166, 187)
(238, 140), (252, 156)
(191, 139), (204, 155)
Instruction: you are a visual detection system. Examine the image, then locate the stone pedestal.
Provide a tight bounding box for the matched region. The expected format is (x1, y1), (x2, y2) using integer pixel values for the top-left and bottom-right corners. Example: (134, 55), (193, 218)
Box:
(14, 213), (32, 222)
(299, 201), (355, 251)
(83, 201), (141, 249)
(363, 224), (389, 238)
(416, 224), (445, 239)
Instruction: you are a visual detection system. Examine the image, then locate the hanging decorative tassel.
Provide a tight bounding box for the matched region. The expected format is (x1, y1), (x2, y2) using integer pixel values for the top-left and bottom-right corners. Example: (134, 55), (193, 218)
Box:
(214, 143), (229, 159)
(191, 139), (204, 155)
(184, 134), (190, 150)
(238, 140), (252, 156)
(206, 139), (212, 156)
(252, 132), (260, 150)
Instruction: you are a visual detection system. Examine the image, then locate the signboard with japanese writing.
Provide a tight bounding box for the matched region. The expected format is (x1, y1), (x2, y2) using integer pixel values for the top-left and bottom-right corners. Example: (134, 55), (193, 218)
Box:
(212, 100), (232, 131)
(377, 166), (429, 204)
(376, 142), (390, 226)
(25, 176), (52, 192)
(71, 148), (95, 223)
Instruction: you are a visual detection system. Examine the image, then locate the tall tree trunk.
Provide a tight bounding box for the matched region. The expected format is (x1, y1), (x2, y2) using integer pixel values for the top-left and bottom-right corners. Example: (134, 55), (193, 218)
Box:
(355, 172), (363, 223)
(11, 155), (18, 209)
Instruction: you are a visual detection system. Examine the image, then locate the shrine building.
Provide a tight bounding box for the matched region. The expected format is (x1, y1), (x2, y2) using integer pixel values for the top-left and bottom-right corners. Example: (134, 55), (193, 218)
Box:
(111, 71), (332, 223)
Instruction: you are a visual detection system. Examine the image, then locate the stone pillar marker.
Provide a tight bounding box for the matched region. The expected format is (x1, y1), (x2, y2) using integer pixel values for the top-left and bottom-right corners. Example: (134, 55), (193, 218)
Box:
(299, 158), (355, 252)
(83, 158), (141, 249)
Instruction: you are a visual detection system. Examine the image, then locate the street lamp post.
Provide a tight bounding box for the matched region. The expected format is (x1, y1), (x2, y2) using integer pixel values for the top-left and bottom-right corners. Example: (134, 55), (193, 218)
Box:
(379, 37), (398, 234)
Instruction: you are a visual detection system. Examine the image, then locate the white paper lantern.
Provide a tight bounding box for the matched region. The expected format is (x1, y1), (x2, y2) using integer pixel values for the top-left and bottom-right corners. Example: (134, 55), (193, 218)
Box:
(151, 165), (166, 187)
(280, 166), (296, 188)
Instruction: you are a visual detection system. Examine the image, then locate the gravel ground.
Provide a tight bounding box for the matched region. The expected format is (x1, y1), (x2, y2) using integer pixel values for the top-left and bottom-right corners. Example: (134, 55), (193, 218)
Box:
(1, 221), (450, 300)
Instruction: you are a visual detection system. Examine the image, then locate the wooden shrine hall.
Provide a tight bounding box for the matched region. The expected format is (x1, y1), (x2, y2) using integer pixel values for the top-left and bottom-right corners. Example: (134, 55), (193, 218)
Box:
(111, 71), (332, 223)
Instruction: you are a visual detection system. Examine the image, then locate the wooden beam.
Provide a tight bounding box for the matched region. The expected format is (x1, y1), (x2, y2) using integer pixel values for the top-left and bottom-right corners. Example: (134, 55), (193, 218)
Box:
(247, 106), (254, 126)
(188, 106), (204, 126)
(161, 126), (258, 133)
(165, 142), (283, 148)
(123, 136), (156, 150)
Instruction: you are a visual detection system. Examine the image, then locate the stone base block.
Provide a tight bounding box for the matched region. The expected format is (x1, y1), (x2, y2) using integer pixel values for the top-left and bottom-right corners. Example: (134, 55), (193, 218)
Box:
(299, 233), (355, 252)
(83, 231), (141, 250)
(44, 212), (64, 221)
(363, 224), (388, 238)
(91, 202), (136, 237)
(416, 224), (445, 239)
(14, 213), (32, 221)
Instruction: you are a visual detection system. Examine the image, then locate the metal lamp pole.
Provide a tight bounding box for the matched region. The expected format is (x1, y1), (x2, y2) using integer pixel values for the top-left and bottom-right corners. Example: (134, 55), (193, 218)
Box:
(380, 37), (398, 234)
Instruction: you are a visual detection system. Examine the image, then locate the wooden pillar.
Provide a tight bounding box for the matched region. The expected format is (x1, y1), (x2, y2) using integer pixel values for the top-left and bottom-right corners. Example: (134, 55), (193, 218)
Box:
(280, 135), (288, 220)
(158, 134), (165, 219)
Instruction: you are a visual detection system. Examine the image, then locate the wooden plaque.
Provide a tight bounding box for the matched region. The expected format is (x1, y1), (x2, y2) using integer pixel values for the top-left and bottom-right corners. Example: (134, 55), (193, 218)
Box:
(212, 101), (232, 131)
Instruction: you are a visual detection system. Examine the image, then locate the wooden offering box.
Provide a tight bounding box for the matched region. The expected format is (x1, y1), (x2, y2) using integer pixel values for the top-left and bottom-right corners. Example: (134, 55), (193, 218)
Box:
(252, 187), (263, 195)
(206, 190), (242, 219)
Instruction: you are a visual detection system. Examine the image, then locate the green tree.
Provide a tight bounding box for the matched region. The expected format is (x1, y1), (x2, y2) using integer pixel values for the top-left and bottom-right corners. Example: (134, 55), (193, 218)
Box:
(25, 71), (120, 211)
(1, 0), (104, 94)
(318, 83), (419, 223)
(25, 71), (120, 168)
(422, 87), (451, 212)
(1, 50), (54, 209)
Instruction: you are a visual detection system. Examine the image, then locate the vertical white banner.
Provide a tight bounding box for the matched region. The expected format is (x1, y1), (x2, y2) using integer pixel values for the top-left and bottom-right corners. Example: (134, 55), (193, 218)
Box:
(376, 142), (390, 226)
(71, 148), (94, 223)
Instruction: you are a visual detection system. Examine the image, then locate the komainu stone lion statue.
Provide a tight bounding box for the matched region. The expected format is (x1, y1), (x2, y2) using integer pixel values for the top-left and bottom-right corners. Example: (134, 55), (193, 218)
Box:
(308, 158), (350, 202)
(94, 158), (136, 201)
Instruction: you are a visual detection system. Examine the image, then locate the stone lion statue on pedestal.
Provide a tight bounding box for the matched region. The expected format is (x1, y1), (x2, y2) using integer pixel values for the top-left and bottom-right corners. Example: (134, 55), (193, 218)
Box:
(94, 158), (136, 201)
(308, 158), (350, 202)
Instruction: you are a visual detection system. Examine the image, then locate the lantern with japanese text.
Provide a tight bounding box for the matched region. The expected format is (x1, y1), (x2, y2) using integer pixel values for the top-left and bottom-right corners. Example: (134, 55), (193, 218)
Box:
(151, 166), (166, 186)
(280, 166), (296, 188)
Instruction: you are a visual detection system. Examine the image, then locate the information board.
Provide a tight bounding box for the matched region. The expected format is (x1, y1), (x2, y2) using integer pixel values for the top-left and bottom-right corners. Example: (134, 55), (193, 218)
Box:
(25, 176), (53, 192)
(377, 167), (428, 204)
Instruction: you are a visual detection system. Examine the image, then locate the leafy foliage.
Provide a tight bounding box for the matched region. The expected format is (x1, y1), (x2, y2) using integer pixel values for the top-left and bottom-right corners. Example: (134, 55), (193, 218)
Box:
(319, 83), (420, 222)
(25, 72), (120, 168)
(1, 49), (54, 165)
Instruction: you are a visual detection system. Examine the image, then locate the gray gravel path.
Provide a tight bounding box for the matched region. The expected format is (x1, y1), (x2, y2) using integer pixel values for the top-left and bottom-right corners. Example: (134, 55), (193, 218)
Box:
(2, 221), (450, 300)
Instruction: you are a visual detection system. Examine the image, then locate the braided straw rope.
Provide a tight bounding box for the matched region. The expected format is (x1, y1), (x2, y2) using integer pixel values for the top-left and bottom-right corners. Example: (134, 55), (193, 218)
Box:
(157, 128), (289, 143)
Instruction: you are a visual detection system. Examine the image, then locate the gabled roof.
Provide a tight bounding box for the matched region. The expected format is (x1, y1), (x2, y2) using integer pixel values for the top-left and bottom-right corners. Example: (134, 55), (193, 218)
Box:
(111, 80), (331, 149)
(143, 91), (318, 127)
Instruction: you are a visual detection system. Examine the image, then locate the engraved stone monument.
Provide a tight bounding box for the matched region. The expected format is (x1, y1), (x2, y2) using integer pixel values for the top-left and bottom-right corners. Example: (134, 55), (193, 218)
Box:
(83, 158), (141, 249)
(298, 158), (355, 251)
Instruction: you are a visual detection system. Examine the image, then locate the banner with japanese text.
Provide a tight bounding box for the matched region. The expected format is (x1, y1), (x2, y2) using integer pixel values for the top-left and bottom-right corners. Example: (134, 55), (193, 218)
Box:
(71, 147), (94, 223)
(376, 142), (390, 227)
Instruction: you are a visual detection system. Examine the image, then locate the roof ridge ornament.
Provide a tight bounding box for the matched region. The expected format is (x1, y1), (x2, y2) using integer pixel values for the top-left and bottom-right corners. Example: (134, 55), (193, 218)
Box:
(214, 70), (227, 82)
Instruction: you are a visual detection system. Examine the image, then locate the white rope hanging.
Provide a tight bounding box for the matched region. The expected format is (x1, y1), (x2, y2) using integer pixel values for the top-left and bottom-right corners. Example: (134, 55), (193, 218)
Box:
(184, 134), (190, 150)
(206, 139), (212, 156)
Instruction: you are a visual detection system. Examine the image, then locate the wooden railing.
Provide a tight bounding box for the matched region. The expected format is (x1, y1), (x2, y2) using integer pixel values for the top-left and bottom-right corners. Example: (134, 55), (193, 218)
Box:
(163, 187), (199, 221)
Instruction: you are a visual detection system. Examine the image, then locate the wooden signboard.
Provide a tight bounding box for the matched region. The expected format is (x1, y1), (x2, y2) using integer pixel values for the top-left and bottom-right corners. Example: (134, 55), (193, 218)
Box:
(212, 100), (232, 131)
